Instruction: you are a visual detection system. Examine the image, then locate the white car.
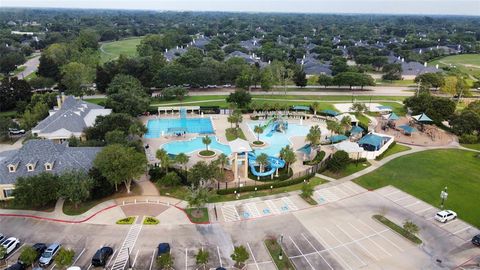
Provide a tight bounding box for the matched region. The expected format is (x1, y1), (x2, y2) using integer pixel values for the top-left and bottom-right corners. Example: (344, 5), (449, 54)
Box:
(0, 233), (5, 243)
(1, 237), (20, 257)
(435, 210), (457, 223)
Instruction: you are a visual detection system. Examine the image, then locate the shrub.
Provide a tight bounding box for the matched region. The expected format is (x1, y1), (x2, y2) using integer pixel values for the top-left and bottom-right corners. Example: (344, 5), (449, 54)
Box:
(459, 134), (478, 144)
(159, 172), (181, 187)
(143, 216), (160, 225)
(304, 151), (326, 165)
(116, 217), (135, 224)
(326, 150), (350, 172)
(217, 173), (314, 195)
(18, 246), (38, 265)
(54, 248), (75, 268)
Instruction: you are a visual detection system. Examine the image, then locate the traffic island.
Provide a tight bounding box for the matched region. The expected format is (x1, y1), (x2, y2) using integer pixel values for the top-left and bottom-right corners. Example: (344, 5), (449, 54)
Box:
(185, 208), (209, 223)
(143, 216), (160, 225)
(264, 238), (294, 270)
(116, 216), (136, 225)
(198, 150), (216, 158)
(373, 215), (422, 244)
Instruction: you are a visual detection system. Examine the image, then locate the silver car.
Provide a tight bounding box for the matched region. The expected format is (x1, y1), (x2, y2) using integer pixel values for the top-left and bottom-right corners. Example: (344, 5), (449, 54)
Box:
(39, 243), (61, 266)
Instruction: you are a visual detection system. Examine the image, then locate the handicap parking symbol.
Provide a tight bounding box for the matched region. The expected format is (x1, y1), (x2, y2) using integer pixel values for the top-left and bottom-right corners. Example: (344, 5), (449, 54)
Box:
(243, 212), (250, 218)
(318, 197), (325, 203)
(281, 205), (289, 211)
(263, 208), (271, 214)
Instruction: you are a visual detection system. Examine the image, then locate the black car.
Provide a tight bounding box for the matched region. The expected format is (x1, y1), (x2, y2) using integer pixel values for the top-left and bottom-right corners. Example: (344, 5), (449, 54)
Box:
(157, 243), (170, 256)
(32, 243), (47, 259)
(91, 247), (114, 267)
(472, 234), (480, 246)
(6, 262), (26, 270)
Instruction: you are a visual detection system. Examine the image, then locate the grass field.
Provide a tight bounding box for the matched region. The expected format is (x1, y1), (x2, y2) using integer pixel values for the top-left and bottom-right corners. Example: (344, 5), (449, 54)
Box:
(99, 37), (143, 63)
(429, 54), (480, 78)
(354, 149), (480, 228)
(461, 144), (480, 151)
(323, 161), (371, 179)
(376, 143), (411, 160)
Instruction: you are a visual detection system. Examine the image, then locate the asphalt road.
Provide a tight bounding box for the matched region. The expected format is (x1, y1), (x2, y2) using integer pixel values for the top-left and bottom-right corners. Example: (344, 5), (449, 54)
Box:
(15, 55), (40, 80)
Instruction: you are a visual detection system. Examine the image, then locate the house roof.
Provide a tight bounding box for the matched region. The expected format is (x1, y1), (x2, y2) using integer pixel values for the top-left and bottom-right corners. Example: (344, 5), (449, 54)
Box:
(32, 96), (111, 137)
(240, 38), (262, 51)
(329, 135), (348, 143)
(297, 56), (332, 75)
(228, 138), (252, 153)
(0, 140), (101, 185)
(164, 47), (188, 62)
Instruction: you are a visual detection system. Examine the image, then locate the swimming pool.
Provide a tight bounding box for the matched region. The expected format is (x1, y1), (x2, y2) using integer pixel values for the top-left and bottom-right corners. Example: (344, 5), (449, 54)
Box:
(247, 121), (311, 156)
(145, 118), (214, 138)
(162, 136), (231, 155)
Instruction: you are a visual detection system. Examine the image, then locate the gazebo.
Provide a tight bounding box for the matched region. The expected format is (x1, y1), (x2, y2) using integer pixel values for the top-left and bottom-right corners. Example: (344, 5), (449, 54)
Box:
(228, 138), (253, 181)
(399, 124), (418, 135)
(350, 125), (364, 135)
(321, 109), (339, 117)
(413, 113), (433, 123)
(329, 135), (348, 143)
(383, 112), (400, 121)
(358, 133), (386, 151)
(292, 105), (310, 112)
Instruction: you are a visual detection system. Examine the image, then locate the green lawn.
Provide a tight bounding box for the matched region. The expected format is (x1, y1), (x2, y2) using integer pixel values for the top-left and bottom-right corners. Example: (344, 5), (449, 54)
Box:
(429, 54), (480, 78)
(225, 127), (246, 141)
(375, 79), (415, 87)
(354, 149), (480, 228)
(323, 161), (371, 179)
(100, 37), (143, 63)
(461, 144), (480, 151)
(0, 110), (17, 118)
(185, 208), (209, 223)
(83, 98), (106, 105)
(376, 143), (411, 160)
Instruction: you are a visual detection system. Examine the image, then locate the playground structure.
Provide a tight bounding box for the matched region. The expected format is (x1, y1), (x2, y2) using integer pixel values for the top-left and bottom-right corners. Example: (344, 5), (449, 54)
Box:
(266, 117), (289, 137)
(248, 152), (286, 179)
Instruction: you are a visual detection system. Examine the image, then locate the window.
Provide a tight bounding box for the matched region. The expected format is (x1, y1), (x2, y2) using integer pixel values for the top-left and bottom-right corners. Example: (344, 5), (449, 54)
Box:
(45, 163), (52, 171)
(3, 189), (14, 198)
(7, 165), (16, 173)
(27, 164), (34, 172)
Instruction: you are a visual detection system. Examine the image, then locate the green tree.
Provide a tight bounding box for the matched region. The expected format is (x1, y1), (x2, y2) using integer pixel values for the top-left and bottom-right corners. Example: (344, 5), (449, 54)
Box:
(0, 51), (25, 75)
(156, 149), (172, 173)
(18, 246), (38, 266)
(293, 67), (308, 87)
(340, 115), (352, 131)
(415, 73), (445, 90)
(279, 145), (297, 172)
(311, 101), (321, 115)
(21, 101), (49, 130)
(260, 68), (274, 91)
(0, 117), (16, 140)
(54, 248), (75, 268)
(174, 153), (190, 172)
(202, 135), (212, 151)
(195, 249), (209, 270)
(350, 102), (368, 114)
(254, 125), (264, 142)
(306, 125), (322, 148)
(0, 77), (32, 112)
(188, 161), (217, 187)
(159, 172), (181, 187)
(301, 182), (314, 198)
(226, 89), (252, 108)
(106, 74), (149, 116)
(403, 220), (420, 235)
(61, 62), (94, 97)
(326, 120), (343, 135)
(256, 153), (269, 173)
(327, 150), (350, 172)
(318, 74), (333, 88)
(186, 186), (210, 216)
(230, 245), (250, 268)
(0, 246), (6, 262)
(382, 63), (402, 81)
(156, 253), (174, 270)
(58, 170), (93, 208)
(94, 144), (147, 193)
(216, 153), (229, 172)
(13, 173), (60, 208)
(105, 130), (128, 145)
(75, 29), (100, 50)
(450, 110), (480, 135)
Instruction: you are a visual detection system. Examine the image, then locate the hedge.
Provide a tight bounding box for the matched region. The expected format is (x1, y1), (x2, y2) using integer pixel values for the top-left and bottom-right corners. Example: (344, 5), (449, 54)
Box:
(217, 173), (315, 195)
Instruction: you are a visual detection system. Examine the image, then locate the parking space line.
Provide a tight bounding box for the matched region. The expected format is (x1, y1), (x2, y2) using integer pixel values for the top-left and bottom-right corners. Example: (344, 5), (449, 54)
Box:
(313, 230), (353, 270)
(325, 228), (367, 267)
(131, 249), (140, 268)
(333, 186), (350, 198)
(281, 197), (298, 211)
(404, 201), (420, 208)
(266, 200), (280, 214)
(87, 264), (92, 270)
(440, 219), (457, 227)
(217, 246), (223, 267)
(106, 249), (117, 268)
(349, 223), (391, 257)
(48, 263), (57, 270)
(246, 243), (260, 270)
(301, 233), (333, 270)
(6, 243), (24, 260)
(453, 226), (471, 235)
(393, 195), (411, 202)
(288, 236), (315, 270)
(342, 183), (359, 195)
(245, 202), (260, 218)
(415, 206), (433, 214)
(149, 249), (155, 270)
(72, 247), (86, 265)
(359, 220), (404, 252)
(185, 248), (188, 270)
(384, 190), (401, 197)
(336, 224), (379, 261)
(425, 216), (435, 220)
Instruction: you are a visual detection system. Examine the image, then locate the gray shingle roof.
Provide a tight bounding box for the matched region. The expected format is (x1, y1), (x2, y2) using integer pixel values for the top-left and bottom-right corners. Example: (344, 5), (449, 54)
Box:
(164, 47), (187, 62)
(32, 96), (111, 136)
(0, 140), (101, 184)
(297, 56), (332, 75)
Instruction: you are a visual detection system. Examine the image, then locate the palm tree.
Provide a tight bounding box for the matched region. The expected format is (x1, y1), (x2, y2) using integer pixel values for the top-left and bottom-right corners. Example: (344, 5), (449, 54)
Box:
(306, 125), (322, 148)
(256, 153), (269, 173)
(196, 249), (209, 270)
(312, 101), (321, 115)
(216, 153), (228, 171)
(227, 114), (235, 128)
(186, 186), (210, 217)
(326, 120), (342, 135)
(253, 125), (264, 142)
(250, 102), (259, 114)
(340, 116), (352, 133)
(232, 110), (243, 128)
(156, 149), (171, 173)
(202, 135), (212, 151)
(280, 145), (297, 172)
(174, 152), (190, 172)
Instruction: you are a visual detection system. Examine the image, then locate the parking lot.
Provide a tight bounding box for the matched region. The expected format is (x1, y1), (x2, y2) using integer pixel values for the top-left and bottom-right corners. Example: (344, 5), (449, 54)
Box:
(375, 185), (480, 242)
(313, 181), (367, 205)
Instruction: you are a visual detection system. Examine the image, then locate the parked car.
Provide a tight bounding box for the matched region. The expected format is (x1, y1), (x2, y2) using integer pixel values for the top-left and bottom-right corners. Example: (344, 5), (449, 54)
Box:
(25, 243), (47, 262)
(0, 233), (5, 243)
(91, 246), (114, 267)
(434, 210), (457, 223)
(157, 243), (170, 257)
(66, 267), (81, 270)
(5, 262), (26, 270)
(8, 128), (25, 135)
(1, 237), (20, 258)
(472, 234), (480, 246)
(39, 243), (61, 266)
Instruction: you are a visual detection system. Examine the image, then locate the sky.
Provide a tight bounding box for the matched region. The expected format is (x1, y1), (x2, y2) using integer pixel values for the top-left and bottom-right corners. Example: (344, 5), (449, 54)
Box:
(1, 0), (479, 16)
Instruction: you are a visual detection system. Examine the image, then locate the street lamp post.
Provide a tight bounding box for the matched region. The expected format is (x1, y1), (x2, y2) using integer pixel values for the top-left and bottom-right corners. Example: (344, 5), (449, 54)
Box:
(440, 186), (448, 209)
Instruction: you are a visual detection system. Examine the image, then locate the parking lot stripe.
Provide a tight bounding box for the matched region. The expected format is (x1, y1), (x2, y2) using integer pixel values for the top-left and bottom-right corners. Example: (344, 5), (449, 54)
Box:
(337, 224), (379, 261)
(453, 226), (471, 235)
(301, 233), (333, 270)
(342, 182), (359, 195)
(325, 228), (367, 267)
(245, 202), (261, 218)
(349, 223), (391, 257)
(414, 206), (433, 214)
(6, 243), (24, 260)
(247, 242), (260, 270)
(72, 247), (86, 265)
(48, 263), (57, 270)
(266, 200), (280, 214)
(131, 249), (140, 268)
(359, 220), (404, 252)
(313, 230), (353, 270)
(393, 195), (411, 202)
(87, 264), (92, 270)
(384, 190), (401, 197)
(149, 249), (156, 270)
(288, 236), (316, 270)
(185, 248), (188, 270)
(333, 185), (350, 198)
(106, 249), (117, 268)
(217, 246), (223, 267)
(281, 197), (298, 211)
(425, 216), (435, 221)
(440, 219), (457, 227)
(404, 201), (420, 208)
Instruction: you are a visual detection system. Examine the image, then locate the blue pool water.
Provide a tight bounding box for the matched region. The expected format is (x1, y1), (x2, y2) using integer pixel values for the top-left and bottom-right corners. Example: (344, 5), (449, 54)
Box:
(247, 121), (311, 156)
(145, 118), (214, 138)
(162, 136), (231, 155)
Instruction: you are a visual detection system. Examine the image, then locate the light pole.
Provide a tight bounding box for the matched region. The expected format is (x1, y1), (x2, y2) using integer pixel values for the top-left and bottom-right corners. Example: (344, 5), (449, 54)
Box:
(440, 186), (448, 209)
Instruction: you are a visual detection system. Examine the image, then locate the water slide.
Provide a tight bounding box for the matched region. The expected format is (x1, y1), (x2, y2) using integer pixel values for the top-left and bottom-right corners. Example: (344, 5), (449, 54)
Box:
(266, 122), (279, 137)
(248, 152), (286, 177)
